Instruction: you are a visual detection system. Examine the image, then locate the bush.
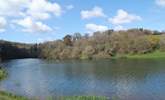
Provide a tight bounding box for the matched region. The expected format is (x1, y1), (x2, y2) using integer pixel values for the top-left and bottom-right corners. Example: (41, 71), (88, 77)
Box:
(159, 35), (165, 51)
(0, 68), (7, 80)
(59, 47), (72, 59)
(82, 46), (95, 59)
(71, 47), (82, 59)
(146, 35), (160, 50)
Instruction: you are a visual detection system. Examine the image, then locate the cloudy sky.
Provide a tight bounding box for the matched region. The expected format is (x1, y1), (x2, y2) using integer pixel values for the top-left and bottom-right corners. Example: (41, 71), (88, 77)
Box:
(0, 0), (165, 43)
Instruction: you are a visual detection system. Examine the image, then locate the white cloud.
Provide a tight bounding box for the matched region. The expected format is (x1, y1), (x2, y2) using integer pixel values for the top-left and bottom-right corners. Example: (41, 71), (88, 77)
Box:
(0, 0), (28, 16)
(86, 23), (108, 33)
(156, 0), (165, 7)
(0, 0), (62, 19)
(81, 6), (106, 19)
(0, 0), (62, 18)
(0, 16), (7, 32)
(27, 0), (62, 20)
(28, 12), (51, 20)
(0, 0), (63, 32)
(66, 5), (74, 10)
(14, 17), (52, 33)
(109, 9), (141, 25)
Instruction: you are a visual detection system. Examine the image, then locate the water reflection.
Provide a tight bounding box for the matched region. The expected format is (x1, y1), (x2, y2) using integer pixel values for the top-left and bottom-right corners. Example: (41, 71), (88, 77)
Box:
(0, 58), (165, 100)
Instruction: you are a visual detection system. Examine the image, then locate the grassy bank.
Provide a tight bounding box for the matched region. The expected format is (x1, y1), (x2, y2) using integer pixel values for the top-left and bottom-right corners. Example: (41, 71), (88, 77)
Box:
(0, 91), (28, 100)
(0, 94), (108, 100)
(115, 51), (165, 59)
(46, 96), (108, 100)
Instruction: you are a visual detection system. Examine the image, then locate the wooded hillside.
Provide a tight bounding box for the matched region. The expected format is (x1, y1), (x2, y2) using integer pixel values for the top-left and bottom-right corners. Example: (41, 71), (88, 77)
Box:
(1, 28), (165, 60)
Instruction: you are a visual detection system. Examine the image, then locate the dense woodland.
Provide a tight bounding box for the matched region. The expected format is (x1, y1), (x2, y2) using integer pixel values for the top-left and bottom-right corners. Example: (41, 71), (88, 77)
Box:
(0, 28), (165, 60)
(0, 40), (39, 61)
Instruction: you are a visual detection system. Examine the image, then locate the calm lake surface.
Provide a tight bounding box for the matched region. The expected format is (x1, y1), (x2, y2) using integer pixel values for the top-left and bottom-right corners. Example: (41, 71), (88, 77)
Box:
(1, 58), (165, 100)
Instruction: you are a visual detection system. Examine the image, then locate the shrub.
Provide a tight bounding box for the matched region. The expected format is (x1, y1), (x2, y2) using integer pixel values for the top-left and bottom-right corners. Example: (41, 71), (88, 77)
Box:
(0, 68), (7, 80)
(82, 46), (95, 59)
(159, 35), (165, 51)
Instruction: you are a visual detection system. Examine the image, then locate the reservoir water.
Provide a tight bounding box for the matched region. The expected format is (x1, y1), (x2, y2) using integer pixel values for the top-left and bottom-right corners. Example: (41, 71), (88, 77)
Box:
(0, 58), (165, 100)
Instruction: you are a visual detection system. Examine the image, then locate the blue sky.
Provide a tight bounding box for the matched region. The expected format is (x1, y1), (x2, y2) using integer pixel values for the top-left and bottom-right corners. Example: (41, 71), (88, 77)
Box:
(0, 0), (165, 43)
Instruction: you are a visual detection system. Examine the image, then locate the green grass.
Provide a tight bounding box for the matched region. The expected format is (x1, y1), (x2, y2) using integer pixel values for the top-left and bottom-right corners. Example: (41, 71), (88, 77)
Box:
(0, 94), (108, 100)
(115, 51), (165, 59)
(0, 91), (29, 100)
(46, 96), (108, 100)
(0, 91), (109, 100)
